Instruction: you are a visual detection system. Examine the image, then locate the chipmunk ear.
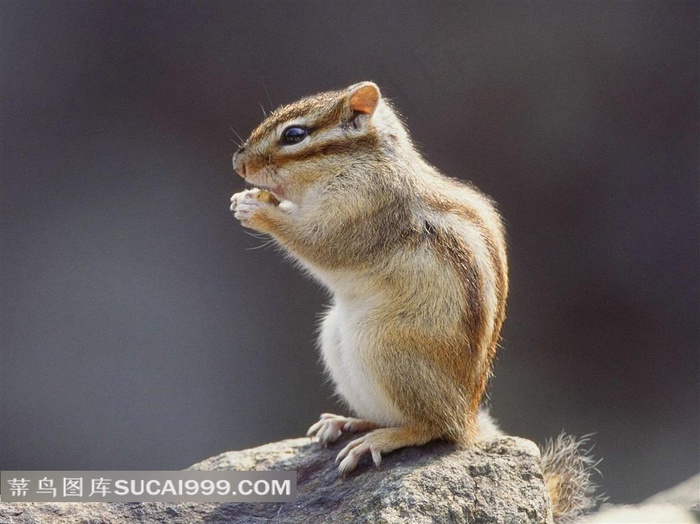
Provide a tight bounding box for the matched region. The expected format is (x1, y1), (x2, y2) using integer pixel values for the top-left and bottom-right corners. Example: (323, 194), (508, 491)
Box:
(346, 82), (381, 116)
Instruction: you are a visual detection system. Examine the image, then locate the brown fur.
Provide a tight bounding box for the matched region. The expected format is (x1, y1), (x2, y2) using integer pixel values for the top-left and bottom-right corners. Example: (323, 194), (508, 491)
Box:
(231, 82), (508, 469)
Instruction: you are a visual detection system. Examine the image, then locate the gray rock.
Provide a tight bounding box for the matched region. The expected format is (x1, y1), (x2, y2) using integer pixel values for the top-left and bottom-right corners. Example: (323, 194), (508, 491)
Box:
(0, 436), (553, 523)
(643, 474), (699, 509)
(577, 474), (700, 524)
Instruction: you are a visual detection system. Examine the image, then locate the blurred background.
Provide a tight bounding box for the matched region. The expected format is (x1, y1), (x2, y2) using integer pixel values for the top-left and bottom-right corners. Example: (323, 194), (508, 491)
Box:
(1, 1), (697, 505)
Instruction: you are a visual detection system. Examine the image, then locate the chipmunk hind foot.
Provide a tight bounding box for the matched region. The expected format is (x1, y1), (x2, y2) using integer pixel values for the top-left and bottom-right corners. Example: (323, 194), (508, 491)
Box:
(335, 424), (440, 476)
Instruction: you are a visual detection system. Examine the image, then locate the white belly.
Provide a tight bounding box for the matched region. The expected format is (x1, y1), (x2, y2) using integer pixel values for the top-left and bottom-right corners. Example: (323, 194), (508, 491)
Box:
(318, 301), (405, 426)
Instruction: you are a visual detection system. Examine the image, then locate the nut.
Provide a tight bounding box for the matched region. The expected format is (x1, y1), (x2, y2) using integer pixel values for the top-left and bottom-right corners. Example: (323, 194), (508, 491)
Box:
(254, 190), (280, 206)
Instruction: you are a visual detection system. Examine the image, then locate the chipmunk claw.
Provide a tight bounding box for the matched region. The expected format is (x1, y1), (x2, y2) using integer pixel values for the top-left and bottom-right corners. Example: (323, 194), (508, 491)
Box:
(336, 433), (383, 475)
(307, 413), (348, 446)
(307, 413), (380, 448)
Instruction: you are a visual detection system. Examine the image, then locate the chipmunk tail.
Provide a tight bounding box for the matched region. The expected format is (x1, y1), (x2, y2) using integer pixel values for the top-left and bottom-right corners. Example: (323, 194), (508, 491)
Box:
(541, 433), (603, 523)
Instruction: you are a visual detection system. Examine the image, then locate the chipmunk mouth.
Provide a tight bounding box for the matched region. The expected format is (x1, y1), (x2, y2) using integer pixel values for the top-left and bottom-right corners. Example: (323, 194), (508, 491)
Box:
(238, 160), (287, 201)
(244, 182), (285, 201)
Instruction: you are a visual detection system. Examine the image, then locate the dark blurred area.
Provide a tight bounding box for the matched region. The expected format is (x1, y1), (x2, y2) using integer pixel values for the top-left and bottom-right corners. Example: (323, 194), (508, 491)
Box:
(1, 1), (697, 505)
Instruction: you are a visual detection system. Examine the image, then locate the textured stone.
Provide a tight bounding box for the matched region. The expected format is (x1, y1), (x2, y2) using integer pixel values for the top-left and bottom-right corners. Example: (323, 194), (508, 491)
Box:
(0, 435), (552, 524)
(643, 474), (699, 509)
(578, 474), (700, 524)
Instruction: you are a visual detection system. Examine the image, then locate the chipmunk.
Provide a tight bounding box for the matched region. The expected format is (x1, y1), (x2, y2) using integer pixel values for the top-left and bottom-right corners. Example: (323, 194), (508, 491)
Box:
(230, 82), (597, 522)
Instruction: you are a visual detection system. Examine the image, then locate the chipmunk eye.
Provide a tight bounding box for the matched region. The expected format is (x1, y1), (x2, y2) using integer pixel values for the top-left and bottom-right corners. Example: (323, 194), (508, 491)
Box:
(281, 126), (308, 145)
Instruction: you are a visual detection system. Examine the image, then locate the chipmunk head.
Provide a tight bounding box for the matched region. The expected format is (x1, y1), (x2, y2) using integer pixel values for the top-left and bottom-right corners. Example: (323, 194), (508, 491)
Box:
(232, 82), (410, 201)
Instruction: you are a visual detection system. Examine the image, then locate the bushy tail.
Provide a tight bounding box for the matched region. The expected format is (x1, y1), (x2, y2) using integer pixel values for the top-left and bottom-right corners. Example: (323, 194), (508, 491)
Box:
(541, 433), (601, 524)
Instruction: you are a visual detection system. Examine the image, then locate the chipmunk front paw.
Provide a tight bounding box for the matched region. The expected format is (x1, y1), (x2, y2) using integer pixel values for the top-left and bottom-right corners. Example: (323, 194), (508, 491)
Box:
(230, 189), (267, 228)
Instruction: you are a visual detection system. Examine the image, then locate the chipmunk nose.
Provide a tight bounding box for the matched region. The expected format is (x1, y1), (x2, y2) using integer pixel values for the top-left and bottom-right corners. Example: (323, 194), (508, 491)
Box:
(232, 149), (247, 178)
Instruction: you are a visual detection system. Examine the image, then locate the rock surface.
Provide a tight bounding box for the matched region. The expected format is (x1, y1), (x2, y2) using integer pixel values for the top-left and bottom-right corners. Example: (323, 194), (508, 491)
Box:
(0, 435), (553, 523)
(643, 473), (699, 510)
(579, 474), (700, 524)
